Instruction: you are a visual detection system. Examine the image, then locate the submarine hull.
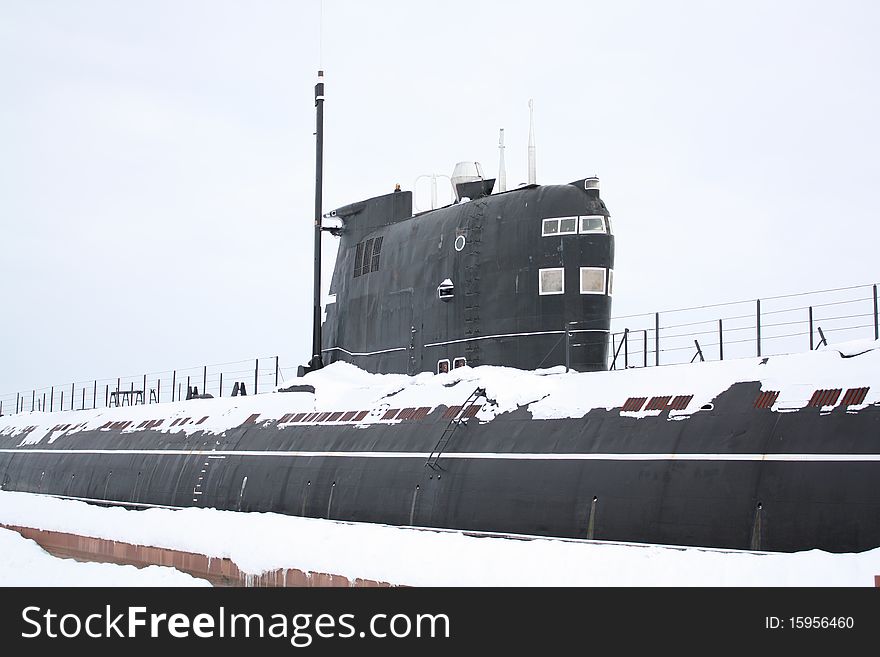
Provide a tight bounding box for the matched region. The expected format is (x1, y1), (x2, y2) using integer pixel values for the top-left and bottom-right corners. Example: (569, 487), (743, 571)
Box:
(2, 380), (879, 553)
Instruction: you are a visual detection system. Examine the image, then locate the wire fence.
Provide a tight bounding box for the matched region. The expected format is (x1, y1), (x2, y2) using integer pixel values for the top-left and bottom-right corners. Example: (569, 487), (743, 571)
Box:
(0, 356), (283, 417)
(593, 282), (879, 370)
(3, 283), (878, 416)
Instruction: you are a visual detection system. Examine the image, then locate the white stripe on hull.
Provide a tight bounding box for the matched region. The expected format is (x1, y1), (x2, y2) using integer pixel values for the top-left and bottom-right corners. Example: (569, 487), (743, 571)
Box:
(2, 448), (880, 462)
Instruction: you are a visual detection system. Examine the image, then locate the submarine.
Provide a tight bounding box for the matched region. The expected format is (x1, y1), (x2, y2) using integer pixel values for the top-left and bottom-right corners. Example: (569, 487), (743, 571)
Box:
(1, 72), (879, 554)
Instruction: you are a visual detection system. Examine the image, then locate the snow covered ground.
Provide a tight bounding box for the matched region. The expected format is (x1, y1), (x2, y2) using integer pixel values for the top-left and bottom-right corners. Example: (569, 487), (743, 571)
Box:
(0, 525), (209, 587)
(0, 491), (877, 586)
(1, 338), (878, 447)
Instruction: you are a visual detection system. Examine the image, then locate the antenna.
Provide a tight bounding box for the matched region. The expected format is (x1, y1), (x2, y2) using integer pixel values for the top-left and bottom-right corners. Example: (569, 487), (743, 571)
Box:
(497, 128), (507, 192)
(309, 69), (325, 372)
(528, 99), (536, 185)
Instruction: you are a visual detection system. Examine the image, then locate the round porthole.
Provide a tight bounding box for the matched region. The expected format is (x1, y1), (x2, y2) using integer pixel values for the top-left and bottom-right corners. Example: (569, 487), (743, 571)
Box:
(454, 235), (466, 252)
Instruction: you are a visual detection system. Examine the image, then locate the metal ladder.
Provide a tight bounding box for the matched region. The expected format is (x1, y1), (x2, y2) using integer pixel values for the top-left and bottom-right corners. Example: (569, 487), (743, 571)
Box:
(425, 387), (486, 470)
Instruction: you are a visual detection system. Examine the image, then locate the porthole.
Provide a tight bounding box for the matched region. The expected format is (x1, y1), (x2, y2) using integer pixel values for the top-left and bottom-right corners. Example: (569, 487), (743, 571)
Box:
(454, 235), (466, 251)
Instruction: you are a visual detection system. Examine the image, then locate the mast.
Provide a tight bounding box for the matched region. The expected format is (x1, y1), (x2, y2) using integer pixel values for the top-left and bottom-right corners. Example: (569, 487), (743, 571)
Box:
(310, 70), (325, 371)
(497, 128), (507, 192)
(528, 99), (536, 185)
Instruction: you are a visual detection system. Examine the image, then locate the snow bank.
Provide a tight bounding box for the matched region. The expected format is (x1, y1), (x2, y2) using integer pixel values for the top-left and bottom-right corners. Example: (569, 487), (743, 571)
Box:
(0, 526), (209, 587)
(1, 492), (877, 586)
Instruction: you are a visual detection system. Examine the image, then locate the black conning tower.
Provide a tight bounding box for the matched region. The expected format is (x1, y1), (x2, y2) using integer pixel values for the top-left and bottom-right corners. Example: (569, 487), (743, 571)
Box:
(323, 177), (614, 375)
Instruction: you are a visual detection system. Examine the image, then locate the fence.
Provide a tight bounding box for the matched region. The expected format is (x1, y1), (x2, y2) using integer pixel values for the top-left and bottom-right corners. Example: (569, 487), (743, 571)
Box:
(586, 282), (878, 371)
(0, 356), (282, 417)
(3, 283), (879, 415)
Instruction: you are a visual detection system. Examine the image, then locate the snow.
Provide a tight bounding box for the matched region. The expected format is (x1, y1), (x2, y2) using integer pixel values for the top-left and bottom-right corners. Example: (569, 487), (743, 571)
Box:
(1, 339), (878, 446)
(0, 340), (880, 446)
(0, 526), (209, 587)
(0, 491), (877, 586)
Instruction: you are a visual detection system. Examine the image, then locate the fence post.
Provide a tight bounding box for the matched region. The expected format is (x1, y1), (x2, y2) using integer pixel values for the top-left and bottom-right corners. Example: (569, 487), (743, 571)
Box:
(156, 379), (161, 404)
(654, 312), (660, 366)
(275, 356), (280, 388)
(16, 393), (19, 415)
(219, 373), (223, 397)
(60, 390), (63, 411)
(93, 381), (97, 409)
(564, 324), (571, 372)
(81, 388), (85, 411)
(642, 329), (648, 368)
(203, 366), (207, 396)
(756, 299), (762, 357)
(42, 393), (46, 413)
(254, 359), (259, 395)
(142, 375), (147, 404)
(186, 376), (191, 399)
(624, 329), (629, 369)
(105, 385), (109, 407)
(171, 370), (177, 402)
(116, 378), (120, 404)
(71, 383), (74, 411)
(874, 284), (878, 340)
(809, 306), (814, 350)
(50, 387), (54, 412)
(718, 319), (724, 361)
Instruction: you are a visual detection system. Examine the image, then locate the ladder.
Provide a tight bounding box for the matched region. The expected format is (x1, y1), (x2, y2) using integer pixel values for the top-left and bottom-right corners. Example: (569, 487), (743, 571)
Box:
(425, 387), (486, 470)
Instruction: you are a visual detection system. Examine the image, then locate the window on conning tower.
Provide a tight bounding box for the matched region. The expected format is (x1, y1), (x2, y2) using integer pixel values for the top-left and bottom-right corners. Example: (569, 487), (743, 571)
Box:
(579, 216), (607, 234)
(539, 268), (565, 295)
(542, 217), (578, 237)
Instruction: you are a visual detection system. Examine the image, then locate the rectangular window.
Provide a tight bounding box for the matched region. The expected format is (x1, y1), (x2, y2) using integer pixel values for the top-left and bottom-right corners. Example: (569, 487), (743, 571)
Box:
(353, 242), (365, 278)
(542, 217), (578, 237)
(579, 215), (606, 234)
(437, 359), (450, 374)
(607, 268), (614, 296)
(361, 239), (375, 276)
(370, 236), (383, 272)
(539, 267), (565, 295)
(580, 267), (606, 295)
(453, 357), (467, 369)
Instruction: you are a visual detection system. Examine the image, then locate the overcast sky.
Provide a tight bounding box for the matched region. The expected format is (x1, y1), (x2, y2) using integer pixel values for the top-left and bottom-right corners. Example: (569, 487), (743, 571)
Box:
(1, 0), (879, 395)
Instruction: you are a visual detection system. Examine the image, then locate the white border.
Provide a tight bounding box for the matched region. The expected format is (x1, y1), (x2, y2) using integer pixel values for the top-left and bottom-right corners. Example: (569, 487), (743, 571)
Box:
(453, 357), (467, 369)
(437, 359), (450, 374)
(538, 267), (565, 295)
(579, 215), (607, 234)
(579, 267), (606, 295)
(541, 217), (578, 237)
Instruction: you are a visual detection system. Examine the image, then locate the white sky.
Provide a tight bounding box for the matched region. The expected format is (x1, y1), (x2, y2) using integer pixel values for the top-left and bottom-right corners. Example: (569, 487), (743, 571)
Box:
(1, 0), (879, 395)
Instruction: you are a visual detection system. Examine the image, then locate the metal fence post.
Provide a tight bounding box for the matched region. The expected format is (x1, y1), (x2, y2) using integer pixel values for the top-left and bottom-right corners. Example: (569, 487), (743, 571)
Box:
(42, 393), (46, 413)
(93, 381), (97, 409)
(624, 329), (629, 368)
(254, 358), (259, 395)
(275, 356), (280, 388)
(654, 312), (660, 366)
(809, 306), (814, 350)
(142, 375), (147, 404)
(564, 324), (571, 372)
(50, 387), (54, 412)
(16, 393), (19, 415)
(874, 284), (878, 340)
(105, 385), (109, 407)
(59, 390), (63, 411)
(718, 319), (724, 361)
(756, 299), (762, 357)
(81, 388), (85, 411)
(203, 366), (207, 396)
(156, 379), (161, 404)
(71, 383), (74, 411)
(171, 370), (177, 402)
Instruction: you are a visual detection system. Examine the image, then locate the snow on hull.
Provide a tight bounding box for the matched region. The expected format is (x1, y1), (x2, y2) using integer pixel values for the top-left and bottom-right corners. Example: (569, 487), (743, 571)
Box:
(2, 341), (879, 446)
(0, 491), (877, 587)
